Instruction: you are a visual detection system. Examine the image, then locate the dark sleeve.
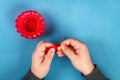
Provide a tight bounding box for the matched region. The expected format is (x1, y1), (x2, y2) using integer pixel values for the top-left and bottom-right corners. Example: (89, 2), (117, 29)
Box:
(83, 65), (109, 80)
(22, 69), (44, 80)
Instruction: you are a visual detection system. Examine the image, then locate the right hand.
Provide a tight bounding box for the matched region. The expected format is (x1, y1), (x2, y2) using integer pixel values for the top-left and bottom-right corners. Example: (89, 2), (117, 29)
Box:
(57, 38), (95, 76)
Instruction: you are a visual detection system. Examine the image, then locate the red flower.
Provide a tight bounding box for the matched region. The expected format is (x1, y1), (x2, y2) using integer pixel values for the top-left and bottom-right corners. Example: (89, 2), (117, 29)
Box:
(15, 10), (46, 39)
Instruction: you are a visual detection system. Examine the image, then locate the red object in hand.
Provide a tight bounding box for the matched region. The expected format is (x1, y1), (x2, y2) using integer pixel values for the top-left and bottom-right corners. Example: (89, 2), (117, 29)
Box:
(45, 44), (61, 53)
(15, 10), (46, 39)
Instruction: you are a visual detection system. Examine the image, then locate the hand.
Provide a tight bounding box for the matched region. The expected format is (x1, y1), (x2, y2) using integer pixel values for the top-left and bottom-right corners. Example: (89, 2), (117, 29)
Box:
(57, 38), (95, 76)
(31, 41), (55, 79)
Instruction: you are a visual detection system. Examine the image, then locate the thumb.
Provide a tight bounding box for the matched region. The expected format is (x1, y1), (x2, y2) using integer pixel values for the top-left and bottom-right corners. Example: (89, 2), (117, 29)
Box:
(61, 45), (77, 60)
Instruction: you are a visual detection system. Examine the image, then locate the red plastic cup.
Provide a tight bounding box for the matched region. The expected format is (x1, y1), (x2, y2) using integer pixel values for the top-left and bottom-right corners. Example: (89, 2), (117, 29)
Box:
(15, 10), (46, 39)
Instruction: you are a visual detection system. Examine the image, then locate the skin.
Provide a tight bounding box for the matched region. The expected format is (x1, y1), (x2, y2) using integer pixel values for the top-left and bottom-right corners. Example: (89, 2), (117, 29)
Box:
(57, 38), (95, 76)
(31, 38), (95, 79)
(31, 41), (55, 79)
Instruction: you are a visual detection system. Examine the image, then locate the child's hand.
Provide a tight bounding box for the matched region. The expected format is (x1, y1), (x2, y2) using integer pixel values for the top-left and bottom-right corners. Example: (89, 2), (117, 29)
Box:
(57, 38), (95, 76)
(31, 41), (55, 79)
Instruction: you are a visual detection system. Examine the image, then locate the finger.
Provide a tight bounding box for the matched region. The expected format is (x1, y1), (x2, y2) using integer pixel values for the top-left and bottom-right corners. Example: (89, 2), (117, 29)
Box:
(61, 44), (77, 60)
(34, 40), (45, 56)
(38, 52), (44, 63)
(61, 38), (85, 50)
(33, 42), (54, 64)
(43, 48), (55, 65)
(57, 51), (65, 57)
(36, 40), (45, 49)
(37, 42), (54, 52)
(34, 42), (54, 58)
(32, 41), (46, 60)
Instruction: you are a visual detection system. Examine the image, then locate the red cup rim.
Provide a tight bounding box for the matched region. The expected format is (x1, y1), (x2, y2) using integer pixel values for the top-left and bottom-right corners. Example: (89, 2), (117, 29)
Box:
(15, 10), (46, 39)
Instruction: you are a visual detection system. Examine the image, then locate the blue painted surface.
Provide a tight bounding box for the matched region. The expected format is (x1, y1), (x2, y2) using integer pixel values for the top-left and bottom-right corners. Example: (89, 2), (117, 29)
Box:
(0, 0), (120, 80)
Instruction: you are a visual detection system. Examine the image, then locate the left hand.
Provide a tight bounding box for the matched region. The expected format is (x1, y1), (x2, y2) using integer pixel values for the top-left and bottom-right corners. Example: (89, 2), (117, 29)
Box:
(31, 40), (55, 79)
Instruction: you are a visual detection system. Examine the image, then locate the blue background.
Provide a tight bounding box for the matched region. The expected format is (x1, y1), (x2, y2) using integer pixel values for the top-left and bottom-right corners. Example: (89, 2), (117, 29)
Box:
(0, 0), (120, 80)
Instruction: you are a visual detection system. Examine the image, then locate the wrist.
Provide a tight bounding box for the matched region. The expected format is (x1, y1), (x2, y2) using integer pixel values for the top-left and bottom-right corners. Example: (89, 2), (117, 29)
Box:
(31, 68), (44, 79)
(82, 64), (95, 76)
